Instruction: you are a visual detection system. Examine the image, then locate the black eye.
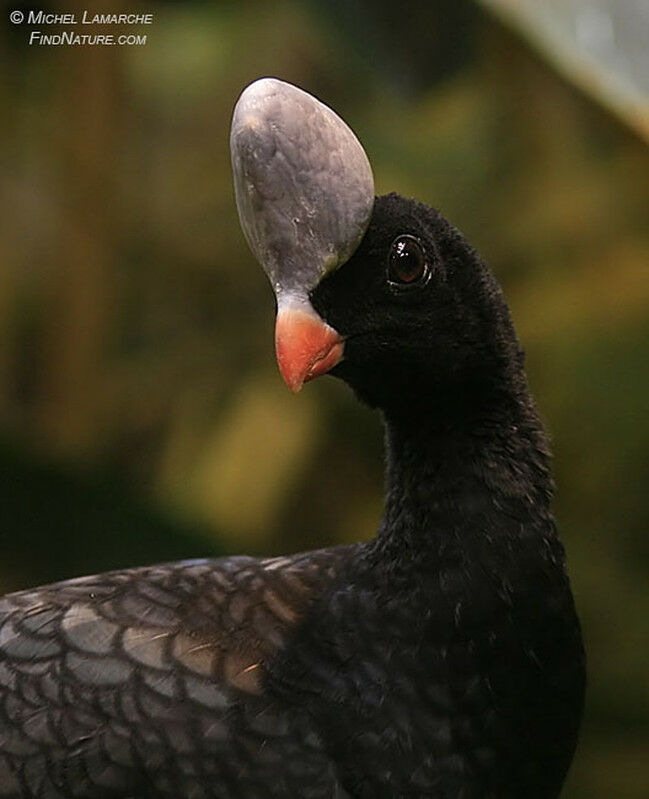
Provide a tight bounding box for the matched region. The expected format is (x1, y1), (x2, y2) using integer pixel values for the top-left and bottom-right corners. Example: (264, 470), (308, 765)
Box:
(387, 235), (428, 286)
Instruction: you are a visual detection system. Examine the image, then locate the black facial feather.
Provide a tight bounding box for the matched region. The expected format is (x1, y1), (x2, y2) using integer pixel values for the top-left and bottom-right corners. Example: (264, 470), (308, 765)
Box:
(311, 193), (527, 422)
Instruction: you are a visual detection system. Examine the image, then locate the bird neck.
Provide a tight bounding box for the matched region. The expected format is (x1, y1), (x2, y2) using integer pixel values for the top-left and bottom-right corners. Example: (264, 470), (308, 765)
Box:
(374, 385), (554, 559)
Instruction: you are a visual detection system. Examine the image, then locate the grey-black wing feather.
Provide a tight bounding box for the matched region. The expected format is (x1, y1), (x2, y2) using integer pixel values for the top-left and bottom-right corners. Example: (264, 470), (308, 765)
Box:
(0, 550), (350, 798)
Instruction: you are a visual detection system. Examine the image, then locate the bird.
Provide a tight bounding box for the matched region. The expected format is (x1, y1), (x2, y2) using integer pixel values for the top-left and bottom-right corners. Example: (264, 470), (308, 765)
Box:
(0, 78), (585, 798)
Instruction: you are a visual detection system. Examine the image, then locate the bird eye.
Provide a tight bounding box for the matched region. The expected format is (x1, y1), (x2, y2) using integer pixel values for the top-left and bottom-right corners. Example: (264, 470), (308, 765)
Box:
(387, 235), (428, 287)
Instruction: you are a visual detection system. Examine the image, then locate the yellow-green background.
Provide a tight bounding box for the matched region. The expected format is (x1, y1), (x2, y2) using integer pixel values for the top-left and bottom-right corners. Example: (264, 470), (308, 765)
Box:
(2, 2), (648, 796)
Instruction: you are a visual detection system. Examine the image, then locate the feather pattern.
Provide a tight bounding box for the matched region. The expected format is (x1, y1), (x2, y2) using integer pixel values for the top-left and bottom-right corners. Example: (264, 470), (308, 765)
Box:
(0, 551), (351, 798)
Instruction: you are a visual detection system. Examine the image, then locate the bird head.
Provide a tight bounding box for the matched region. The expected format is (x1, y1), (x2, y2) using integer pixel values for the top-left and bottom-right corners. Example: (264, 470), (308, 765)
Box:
(231, 78), (521, 420)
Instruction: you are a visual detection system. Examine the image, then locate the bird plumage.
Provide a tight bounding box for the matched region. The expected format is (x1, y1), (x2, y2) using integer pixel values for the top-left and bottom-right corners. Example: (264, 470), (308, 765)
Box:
(0, 550), (352, 797)
(0, 79), (585, 797)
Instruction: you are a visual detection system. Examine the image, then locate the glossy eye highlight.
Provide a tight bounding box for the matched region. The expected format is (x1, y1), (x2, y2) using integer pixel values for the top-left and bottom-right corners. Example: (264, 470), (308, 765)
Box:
(387, 235), (428, 286)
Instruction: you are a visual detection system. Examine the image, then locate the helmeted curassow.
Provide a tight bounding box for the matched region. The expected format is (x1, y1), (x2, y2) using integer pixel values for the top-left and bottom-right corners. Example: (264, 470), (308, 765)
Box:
(0, 78), (584, 798)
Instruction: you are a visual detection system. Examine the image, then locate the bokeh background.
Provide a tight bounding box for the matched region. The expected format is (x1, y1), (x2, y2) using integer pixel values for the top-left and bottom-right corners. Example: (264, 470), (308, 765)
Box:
(2, 1), (648, 796)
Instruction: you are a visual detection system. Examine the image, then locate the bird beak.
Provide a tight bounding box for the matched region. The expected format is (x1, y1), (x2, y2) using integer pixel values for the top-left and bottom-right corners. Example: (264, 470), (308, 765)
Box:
(275, 304), (344, 393)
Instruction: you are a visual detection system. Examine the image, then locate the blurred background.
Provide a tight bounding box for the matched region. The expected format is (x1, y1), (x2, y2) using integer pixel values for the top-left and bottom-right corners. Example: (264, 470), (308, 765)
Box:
(1, 0), (647, 796)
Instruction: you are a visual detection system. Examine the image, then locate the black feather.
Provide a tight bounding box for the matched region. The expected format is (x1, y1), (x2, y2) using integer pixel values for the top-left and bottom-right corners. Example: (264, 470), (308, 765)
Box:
(0, 194), (584, 798)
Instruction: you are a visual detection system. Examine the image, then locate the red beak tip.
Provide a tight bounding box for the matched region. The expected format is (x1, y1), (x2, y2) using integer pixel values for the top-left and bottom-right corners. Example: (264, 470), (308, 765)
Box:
(287, 375), (305, 393)
(274, 307), (343, 392)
